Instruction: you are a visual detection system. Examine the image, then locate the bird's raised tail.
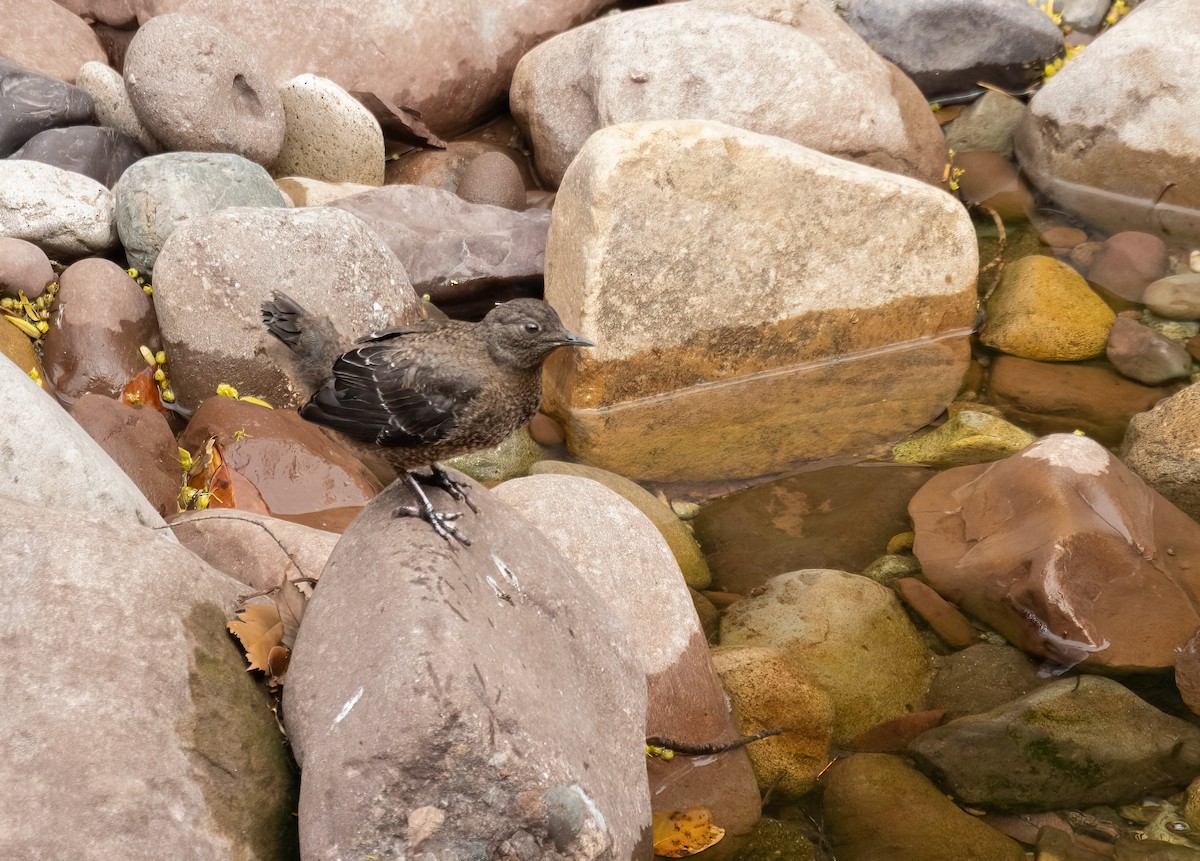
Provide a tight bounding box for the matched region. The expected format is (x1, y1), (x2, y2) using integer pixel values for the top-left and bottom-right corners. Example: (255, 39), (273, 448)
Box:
(261, 290), (348, 394)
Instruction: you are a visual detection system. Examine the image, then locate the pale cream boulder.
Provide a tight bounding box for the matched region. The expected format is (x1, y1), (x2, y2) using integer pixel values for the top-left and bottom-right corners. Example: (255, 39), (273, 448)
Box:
(511, 0), (947, 188)
(270, 74), (385, 185)
(542, 120), (977, 482)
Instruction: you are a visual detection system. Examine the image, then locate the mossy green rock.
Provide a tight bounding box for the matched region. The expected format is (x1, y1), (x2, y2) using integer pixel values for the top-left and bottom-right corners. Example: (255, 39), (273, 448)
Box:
(980, 255), (1114, 360)
(823, 754), (1025, 861)
(893, 409), (1036, 467)
(529, 460), (711, 588)
(444, 425), (546, 484)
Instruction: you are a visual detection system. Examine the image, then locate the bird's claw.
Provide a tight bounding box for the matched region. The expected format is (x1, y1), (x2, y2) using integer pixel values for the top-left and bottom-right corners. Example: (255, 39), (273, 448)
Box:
(419, 464), (480, 514)
(398, 472), (472, 547)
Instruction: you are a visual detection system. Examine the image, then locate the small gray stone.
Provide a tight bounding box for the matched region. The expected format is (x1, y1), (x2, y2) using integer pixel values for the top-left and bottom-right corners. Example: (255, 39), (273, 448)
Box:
(124, 14), (285, 164)
(944, 90), (1029, 158)
(1144, 274), (1200, 321)
(114, 151), (287, 274)
(10, 125), (146, 188)
(0, 58), (94, 157)
(76, 60), (159, 153)
(1062, 0), (1112, 31)
(544, 786), (584, 852)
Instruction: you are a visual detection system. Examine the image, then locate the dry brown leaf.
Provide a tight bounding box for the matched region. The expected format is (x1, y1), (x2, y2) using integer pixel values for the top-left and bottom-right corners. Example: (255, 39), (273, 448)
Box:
(227, 603), (284, 673)
(652, 808), (724, 857)
(275, 577), (307, 648)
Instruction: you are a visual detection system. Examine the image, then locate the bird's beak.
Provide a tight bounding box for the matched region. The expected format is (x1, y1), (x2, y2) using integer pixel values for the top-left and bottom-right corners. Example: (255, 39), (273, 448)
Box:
(560, 331), (595, 348)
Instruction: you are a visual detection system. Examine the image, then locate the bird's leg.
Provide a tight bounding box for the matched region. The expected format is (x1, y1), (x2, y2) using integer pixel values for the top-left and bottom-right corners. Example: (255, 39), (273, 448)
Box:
(415, 464), (481, 514)
(395, 471), (471, 547)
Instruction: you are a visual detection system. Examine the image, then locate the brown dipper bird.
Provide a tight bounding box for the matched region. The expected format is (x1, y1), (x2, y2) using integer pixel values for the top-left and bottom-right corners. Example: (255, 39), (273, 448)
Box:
(261, 292), (593, 545)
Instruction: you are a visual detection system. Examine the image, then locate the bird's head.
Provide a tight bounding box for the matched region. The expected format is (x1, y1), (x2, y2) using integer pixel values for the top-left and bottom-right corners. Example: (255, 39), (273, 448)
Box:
(482, 299), (594, 370)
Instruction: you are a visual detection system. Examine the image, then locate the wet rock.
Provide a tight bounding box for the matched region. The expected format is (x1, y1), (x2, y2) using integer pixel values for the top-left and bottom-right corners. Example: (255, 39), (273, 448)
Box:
(269, 74), (384, 185)
(926, 643), (1049, 720)
(861, 553), (923, 588)
(0, 237), (54, 300)
(542, 120), (976, 481)
(720, 569), (930, 742)
(0, 59), (95, 157)
(178, 396), (383, 527)
(1087, 231), (1169, 303)
(1176, 632), (1200, 718)
(124, 14), (285, 164)
(1145, 274), (1200, 321)
(456, 151), (526, 210)
(690, 589), (720, 643)
(844, 0), (1062, 100)
(987, 355), (1171, 446)
(10, 125), (146, 188)
(0, 495), (296, 860)
(0, 160), (116, 257)
(444, 425), (545, 485)
(893, 408), (1036, 467)
(822, 753), (1025, 861)
(0, 318), (40, 376)
(40, 257), (159, 406)
(69, 393), (180, 518)
(910, 433), (1200, 672)
(1106, 316), (1193, 385)
(282, 475), (651, 861)
(693, 464), (932, 594)
(329, 184), (550, 305)
(0, 356), (164, 527)
(944, 90), (1029, 158)
(528, 460), (711, 590)
(728, 818), (817, 861)
(494, 473), (761, 835)
(1015, 2), (1200, 241)
(273, 177), (373, 207)
(1122, 382), (1200, 522)
(909, 675), (1200, 810)
(709, 645), (833, 798)
(74, 61), (160, 153)
(981, 255), (1114, 361)
(896, 578), (977, 648)
(952, 150), (1035, 220)
(0, 0), (106, 85)
(114, 151), (288, 274)
(151, 205), (422, 411)
(171, 509), (338, 592)
(1041, 225), (1089, 254)
(512, 0), (946, 187)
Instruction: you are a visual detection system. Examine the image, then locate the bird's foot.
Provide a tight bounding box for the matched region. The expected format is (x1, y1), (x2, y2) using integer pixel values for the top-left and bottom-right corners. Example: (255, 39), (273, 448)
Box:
(416, 464), (480, 515)
(396, 472), (471, 547)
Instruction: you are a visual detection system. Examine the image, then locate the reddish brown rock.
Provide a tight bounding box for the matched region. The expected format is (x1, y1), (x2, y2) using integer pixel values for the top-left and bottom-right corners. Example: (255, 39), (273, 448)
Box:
(40, 258), (160, 407)
(987, 355), (1173, 446)
(0, 237), (55, 300)
(1086, 232), (1169, 303)
(953, 151), (1033, 221)
(0, 0), (107, 84)
(385, 139), (538, 193)
(1105, 315), (1192, 385)
(456, 151), (526, 210)
(1176, 632), (1200, 717)
(896, 577), (977, 648)
(910, 433), (1200, 672)
(69, 393), (180, 517)
(1040, 225), (1088, 254)
(178, 396), (384, 528)
(134, 0), (614, 138)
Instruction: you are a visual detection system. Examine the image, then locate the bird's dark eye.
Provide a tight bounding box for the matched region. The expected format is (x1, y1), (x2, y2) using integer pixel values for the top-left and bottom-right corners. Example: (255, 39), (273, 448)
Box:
(524, 321), (540, 332)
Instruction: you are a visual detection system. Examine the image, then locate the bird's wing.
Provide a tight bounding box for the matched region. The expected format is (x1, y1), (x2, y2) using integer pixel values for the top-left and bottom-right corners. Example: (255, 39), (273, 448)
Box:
(300, 342), (482, 446)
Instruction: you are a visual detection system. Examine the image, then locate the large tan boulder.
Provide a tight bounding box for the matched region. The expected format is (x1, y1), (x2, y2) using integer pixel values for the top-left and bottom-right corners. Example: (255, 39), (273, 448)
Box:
(541, 120), (977, 482)
(511, 0), (947, 187)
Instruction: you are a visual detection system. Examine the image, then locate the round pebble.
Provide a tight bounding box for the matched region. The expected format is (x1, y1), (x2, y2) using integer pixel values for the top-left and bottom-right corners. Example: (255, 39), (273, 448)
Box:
(1086, 231), (1168, 302)
(124, 14), (285, 165)
(456, 151), (526, 210)
(0, 237), (55, 300)
(1143, 274), (1200, 321)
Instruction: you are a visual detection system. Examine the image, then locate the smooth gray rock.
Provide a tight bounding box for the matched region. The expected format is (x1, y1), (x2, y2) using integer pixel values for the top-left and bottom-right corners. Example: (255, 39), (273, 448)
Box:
(10, 125), (145, 187)
(114, 151), (287, 274)
(944, 90), (1029, 158)
(0, 58), (95, 157)
(330, 184), (550, 304)
(0, 495), (296, 860)
(908, 675), (1200, 809)
(1062, 0), (1112, 31)
(0, 159), (116, 257)
(1144, 274), (1200, 321)
(283, 474), (652, 861)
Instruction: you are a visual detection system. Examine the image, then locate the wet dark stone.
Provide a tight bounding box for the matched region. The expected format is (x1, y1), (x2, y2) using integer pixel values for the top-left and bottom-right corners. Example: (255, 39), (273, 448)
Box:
(10, 124), (146, 187)
(0, 58), (95, 157)
(692, 464), (934, 594)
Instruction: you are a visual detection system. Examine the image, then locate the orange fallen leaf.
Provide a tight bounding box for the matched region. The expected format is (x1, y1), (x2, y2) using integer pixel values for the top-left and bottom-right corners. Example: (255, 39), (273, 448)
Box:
(652, 808), (724, 857)
(227, 603), (284, 673)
